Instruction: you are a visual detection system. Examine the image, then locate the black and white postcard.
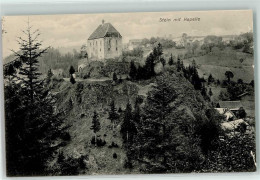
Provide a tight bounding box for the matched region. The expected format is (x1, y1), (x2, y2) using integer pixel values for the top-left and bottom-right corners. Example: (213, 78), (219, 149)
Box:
(2, 10), (256, 176)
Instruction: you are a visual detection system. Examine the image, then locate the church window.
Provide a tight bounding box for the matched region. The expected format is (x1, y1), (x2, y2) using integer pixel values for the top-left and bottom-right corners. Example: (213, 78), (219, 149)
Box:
(108, 39), (111, 51)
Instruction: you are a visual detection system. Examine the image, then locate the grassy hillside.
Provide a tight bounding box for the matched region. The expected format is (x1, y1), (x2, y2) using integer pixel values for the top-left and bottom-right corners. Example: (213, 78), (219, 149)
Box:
(182, 48), (254, 83)
(47, 67), (211, 174)
(48, 78), (153, 174)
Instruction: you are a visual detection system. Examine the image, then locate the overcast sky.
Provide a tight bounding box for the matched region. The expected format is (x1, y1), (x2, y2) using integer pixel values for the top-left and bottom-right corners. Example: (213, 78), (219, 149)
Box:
(2, 10), (253, 58)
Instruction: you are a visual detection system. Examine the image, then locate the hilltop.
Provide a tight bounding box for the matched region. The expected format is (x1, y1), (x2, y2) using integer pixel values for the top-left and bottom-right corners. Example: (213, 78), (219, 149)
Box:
(47, 67), (211, 174)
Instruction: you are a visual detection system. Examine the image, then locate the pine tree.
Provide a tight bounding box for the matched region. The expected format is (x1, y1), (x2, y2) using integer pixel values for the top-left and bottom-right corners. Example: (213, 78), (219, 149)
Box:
(144, 53), (156, 78)
(46, 69), (53, 84)
(108, 100), (119, 131)
(4, 21), (68, 176)
(191, 68), (202, 90)
(180, 60), (184, 70)
(70, 75), (76, 84)
(132, 73), (203, 172)
(177, 56), (181, 72)
(90, 111), (101, 146)
(129, 61), (137, 80)
(144, 73), (178, 138)
(156, 43), (163, 59)
(168, 53), (174, 66)
(133, 100), (141, 124)
(113, 72), (118, 81)
(208, 74), (214, 85)
(192, 59), (196, 69)
(160, 57), (166, 67)
(69, 65), (75, 75)
(209, 88), (213, 97)
(201, 84), (207, 97)
(121, 102), (136, 145)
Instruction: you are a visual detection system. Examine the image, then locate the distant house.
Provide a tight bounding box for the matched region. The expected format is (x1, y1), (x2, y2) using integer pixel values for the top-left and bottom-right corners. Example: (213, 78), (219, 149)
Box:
(216, 101), (243, 111)
(128, 39), (143, 50)
(87, 20), (122, 61)
(215, 108), (236, 121)
(221, 119), (248, 133)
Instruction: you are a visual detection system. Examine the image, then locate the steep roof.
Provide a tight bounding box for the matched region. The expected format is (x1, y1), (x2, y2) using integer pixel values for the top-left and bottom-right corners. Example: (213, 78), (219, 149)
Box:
(88, 23), (122, 40)
(218, 101), (243, 110)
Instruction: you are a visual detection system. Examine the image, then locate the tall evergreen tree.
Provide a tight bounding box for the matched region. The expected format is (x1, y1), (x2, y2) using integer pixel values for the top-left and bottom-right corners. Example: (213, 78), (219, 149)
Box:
(177, 56), (181, 72)
(144, 53), (156, 78)
(113, 72), (118, 81)
(121, 102), (136, 145)
(133, 100), (141, 124)
(46, 69), (53, 84)
(90, 111), (101, 146)
(129, 61), (137, 80)
(70, 75), (76, 84)
(160, 57), (166, 67)
(208, 74), (214, 85)
(69, 65), (75, 75)
(192, 59), (196, 69)
(108, 100), (119, 131)
(131, 73), (204, 172)
(4, 21), (68, 176)
(191, 68), (202, 90)
(209, 88), (213, 97)
(168, 53), (174, 66)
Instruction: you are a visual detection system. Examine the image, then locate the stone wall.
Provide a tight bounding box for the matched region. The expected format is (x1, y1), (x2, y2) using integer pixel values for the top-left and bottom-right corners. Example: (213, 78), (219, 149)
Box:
(104, 37), (122, 59)
(87, 38), (105, 60)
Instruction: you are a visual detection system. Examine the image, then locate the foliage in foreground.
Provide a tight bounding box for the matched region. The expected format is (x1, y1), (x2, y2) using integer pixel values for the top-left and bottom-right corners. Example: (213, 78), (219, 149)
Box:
(4, 23), (69, 176)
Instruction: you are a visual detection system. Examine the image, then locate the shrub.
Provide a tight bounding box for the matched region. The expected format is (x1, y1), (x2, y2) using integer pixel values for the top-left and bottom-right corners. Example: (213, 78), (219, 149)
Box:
(108, 141), (119, 148)
(91, 136), (95, 145)
(61, 132), (71, 141)
(97, 139), (106, 147)
(57, 152), (88, 175)
(113, 153), (117, 159)
(203, 133), (256, 172)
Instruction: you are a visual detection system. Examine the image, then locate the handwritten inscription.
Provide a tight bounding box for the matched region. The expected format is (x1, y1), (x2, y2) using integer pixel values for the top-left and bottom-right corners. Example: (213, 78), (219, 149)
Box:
(159, 17), (200, 22)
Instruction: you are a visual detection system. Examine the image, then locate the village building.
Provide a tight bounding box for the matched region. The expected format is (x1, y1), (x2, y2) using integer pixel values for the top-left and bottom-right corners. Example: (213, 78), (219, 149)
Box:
(216, 101), (246, 119)
(127, 39), (143, 50)
(216, 101), (243, 111)
(215, 108), (236, 121)
(87, 20), (122, 61)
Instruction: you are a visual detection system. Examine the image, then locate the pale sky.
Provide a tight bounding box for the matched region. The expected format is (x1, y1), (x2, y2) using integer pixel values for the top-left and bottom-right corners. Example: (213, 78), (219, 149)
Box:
(2, 10), (253, 58)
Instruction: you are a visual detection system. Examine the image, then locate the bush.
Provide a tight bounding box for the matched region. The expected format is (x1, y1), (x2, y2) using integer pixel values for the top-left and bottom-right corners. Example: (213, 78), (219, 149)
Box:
(91, 136), (95, 145)
(113, 153), (117, 159)
(57, 152), (88, 175)
(97, 139), (106, 147)
(91, 137), (106, 147)
(108, 141), (119, 148)
(203, 133), (256, 172)
(61, 132), (71, 141)
(124, 160), (133, 169)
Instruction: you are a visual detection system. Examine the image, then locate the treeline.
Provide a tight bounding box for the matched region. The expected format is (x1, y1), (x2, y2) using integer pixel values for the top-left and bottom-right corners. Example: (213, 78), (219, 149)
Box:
(229, 32), (253, 54)
(141, 37), (176, 48)
(38, 47), (84, 76)
(201, 32), (253, 54)
(129, 43), (163, 80)
(219, 71), (254, 101)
